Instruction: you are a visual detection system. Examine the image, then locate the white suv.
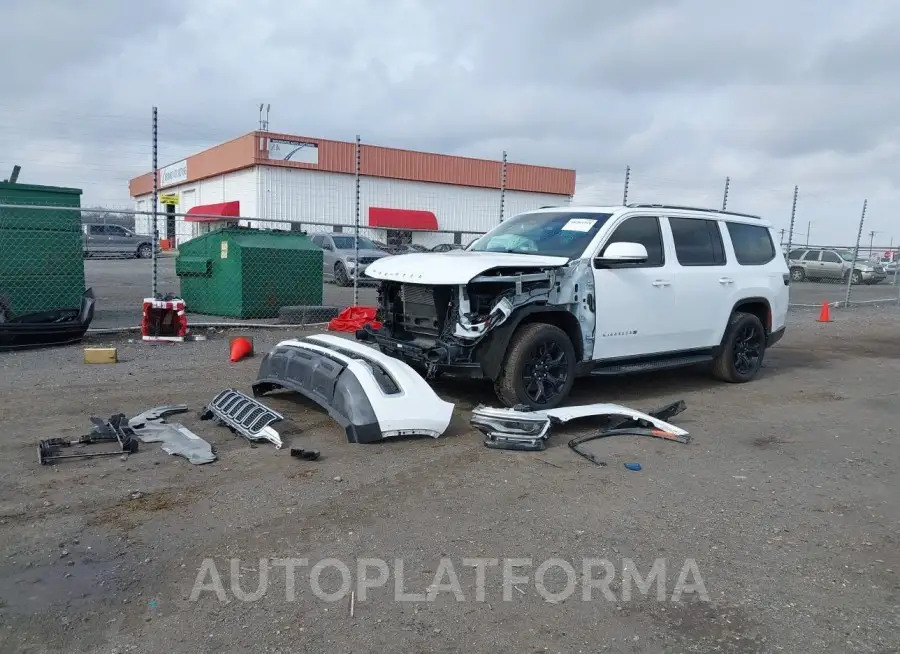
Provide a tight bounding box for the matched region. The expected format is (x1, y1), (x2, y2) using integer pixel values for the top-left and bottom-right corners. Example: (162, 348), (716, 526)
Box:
(358, 204), (790, 410)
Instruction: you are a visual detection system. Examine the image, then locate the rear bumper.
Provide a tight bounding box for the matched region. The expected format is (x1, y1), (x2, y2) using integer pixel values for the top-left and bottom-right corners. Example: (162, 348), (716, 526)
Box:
(767, 326), (785, 348)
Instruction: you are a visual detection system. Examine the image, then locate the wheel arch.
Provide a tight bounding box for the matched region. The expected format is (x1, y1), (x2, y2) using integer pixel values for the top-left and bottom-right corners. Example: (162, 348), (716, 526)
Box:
(477, 305), (584, 381)
(730, 297), (772, 334)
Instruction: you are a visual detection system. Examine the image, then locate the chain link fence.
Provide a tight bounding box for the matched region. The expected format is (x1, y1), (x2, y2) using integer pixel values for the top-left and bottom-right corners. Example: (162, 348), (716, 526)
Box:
(3, 161), (899, 333)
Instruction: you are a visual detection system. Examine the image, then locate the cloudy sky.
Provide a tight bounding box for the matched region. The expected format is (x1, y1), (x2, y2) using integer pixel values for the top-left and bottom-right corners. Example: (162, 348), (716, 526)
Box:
(2, 0), (899, 246)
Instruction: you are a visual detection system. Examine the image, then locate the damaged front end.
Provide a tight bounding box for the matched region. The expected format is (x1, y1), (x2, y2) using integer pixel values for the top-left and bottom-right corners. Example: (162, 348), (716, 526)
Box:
(357, 258), (596, 380)
(252, 334), (454, 444)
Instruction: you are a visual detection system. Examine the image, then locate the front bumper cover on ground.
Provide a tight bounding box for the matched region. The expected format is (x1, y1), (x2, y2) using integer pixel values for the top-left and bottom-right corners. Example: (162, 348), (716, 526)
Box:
(252, 334), (454, 444)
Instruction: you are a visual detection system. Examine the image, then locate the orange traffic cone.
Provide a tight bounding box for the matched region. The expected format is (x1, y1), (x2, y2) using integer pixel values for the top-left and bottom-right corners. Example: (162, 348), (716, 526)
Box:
(229, 336), (254, 362)
(817, 302), (832, 323)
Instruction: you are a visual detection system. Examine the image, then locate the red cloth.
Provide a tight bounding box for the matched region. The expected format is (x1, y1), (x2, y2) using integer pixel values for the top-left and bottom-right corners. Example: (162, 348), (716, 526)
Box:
(327, 306), (383, 333)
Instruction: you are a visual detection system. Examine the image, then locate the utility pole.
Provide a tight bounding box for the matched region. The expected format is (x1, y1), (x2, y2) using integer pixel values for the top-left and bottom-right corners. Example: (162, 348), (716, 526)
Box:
(805, 221), (811, 246)
(868, 230), (878, 258)
(779, 228), (785, 247)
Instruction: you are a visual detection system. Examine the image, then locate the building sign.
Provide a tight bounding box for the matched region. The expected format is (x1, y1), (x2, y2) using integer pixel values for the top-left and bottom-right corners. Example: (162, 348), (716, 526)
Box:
(159, 194), (179, 205)
(267, 138), (319, 165)
(160, 160), (188, 187)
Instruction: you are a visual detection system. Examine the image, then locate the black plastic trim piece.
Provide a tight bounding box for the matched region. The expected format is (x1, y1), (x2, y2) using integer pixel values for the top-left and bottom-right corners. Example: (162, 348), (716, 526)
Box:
(252, 341), (385, 444)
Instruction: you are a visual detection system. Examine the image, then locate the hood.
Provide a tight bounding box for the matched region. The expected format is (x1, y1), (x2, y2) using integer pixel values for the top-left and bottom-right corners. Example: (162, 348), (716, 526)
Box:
(363, 251), (569, 284)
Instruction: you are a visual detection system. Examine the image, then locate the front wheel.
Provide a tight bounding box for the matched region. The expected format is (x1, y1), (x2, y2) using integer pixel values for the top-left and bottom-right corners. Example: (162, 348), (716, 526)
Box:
(334, 262), (350, 286)
(851, 270), (862, 284)
(494, 322), (576, 410)
(790, 267), (805, 282)
(712, 312), (767, 383)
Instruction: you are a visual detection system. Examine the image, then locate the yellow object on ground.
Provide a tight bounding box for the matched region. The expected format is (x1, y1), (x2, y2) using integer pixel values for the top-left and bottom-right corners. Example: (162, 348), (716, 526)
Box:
(83, 348), (118, 364)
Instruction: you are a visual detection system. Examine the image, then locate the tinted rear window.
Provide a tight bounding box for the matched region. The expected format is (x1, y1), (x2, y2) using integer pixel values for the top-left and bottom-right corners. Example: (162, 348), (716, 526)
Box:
(726, 222), (776, 265)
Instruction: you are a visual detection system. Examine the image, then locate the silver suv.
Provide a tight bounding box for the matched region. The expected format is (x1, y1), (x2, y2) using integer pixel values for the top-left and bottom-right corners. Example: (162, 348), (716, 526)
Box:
(788, 248), (885, 284)
(309, 232), (391, 286)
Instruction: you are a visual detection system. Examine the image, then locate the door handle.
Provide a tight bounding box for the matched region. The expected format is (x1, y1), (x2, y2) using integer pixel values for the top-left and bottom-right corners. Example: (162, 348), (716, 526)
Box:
(718, 277), (734, 285)
(652, 280), (671, 287)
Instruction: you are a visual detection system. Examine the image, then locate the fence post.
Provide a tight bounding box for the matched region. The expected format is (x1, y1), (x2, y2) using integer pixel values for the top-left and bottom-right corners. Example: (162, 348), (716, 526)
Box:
(499, 150), (507, 223)
(353, 134), (361, 307)
(844, 199), (867, 307)
(721, 176), (730, 211)
(622, 165), (631, 204)
(151, 106), (158, 298)
(786, 185), (798, 259)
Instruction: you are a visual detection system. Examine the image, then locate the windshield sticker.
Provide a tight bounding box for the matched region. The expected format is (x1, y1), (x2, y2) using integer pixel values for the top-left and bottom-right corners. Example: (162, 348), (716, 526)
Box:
(561, 218), (597, 232)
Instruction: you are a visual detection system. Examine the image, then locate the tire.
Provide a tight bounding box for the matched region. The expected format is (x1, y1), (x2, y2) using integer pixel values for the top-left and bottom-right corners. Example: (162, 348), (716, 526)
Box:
(712, 311), (767, 383)
(334, 262), (350, 286)
(494, 322), (576, 410)
(851, 270), (862, 285)
(137, 243), (152, 259)
(790, 267), (805, 282)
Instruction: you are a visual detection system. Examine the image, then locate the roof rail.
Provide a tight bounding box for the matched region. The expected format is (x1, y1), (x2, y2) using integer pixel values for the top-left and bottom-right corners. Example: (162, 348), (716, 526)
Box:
(625, 203), (761, 220)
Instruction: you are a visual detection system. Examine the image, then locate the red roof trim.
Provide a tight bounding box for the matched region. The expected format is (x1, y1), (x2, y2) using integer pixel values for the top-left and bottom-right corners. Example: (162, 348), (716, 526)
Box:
(368, 207), (438, 231)
(185, 201), (241, 222)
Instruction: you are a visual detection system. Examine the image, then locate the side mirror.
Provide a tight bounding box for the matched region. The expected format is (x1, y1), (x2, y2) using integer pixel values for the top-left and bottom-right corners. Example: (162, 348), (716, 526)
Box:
(595, 241), (648, 265)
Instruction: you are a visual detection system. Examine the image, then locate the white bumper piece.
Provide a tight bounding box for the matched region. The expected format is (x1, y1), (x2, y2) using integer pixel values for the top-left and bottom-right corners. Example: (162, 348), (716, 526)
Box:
(252, 334), (454, 443)
(471, 402), (689, 451)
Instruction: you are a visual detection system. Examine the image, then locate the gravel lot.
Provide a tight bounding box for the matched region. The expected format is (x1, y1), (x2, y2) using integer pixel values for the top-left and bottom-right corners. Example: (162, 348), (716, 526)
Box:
(1, 304), (898, 653)
(84, 257), (900, 329)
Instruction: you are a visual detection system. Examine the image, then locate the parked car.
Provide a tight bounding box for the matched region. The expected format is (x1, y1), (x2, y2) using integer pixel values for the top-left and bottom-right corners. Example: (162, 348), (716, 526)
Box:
(309, 233), (391, 286)
(359, 203), (790, 410)
(83, 223), (154, 258)
(788, 248), (885, 284)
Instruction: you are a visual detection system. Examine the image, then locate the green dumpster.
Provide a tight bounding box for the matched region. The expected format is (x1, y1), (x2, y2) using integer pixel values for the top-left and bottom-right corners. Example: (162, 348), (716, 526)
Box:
(0, 182), (85, 317)
(175, 227), (323, 319)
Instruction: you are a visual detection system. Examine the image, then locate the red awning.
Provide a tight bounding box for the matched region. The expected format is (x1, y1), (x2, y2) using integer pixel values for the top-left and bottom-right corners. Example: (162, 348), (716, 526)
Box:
(368, 207), (438, 230)
(185, 201), (241, 222)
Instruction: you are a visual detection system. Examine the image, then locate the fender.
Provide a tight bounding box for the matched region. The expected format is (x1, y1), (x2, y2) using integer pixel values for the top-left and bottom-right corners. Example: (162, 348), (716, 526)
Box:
(476, 304), (585, 381)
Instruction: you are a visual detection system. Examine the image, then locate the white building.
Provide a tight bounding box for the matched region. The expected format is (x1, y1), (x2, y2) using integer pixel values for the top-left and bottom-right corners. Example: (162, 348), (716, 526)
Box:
(129, 131), (576, 249)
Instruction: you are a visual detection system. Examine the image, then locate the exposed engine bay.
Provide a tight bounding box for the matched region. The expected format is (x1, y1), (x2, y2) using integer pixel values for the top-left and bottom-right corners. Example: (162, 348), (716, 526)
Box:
(357, 259), (596, 379)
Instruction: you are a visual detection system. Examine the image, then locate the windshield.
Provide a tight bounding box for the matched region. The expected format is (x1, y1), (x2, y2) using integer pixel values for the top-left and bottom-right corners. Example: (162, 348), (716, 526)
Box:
(837, 251), (855, 261)
(467, 211), (613, 258)
(332, 236), (379, 250)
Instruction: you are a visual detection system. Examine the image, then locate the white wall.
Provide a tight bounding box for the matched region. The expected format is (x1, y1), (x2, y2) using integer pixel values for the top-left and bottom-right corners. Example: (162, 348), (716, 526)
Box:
(133, 168), (258, 246)
(134, 165), (570, 247)
(255, 166), (570, 242)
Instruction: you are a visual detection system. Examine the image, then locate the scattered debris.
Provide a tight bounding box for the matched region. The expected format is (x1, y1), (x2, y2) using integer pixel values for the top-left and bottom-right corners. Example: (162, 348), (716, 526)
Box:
(624, 462), (642, 471)
(0, 288), (95, 351)
(83, 347), (118, 364)
(200, 389), (284, 449)
(471, 399), (690, 462)
(290, 448), (321, 461)
(141, 295), (188, 342)
(129, 405), (216, 465)
(38, 414), (140, 465)
(252, 335), (453, 444)
(567, 400), (690, 467)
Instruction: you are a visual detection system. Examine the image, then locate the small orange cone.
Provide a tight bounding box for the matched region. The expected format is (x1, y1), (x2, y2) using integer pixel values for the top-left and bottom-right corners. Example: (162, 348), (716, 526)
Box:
(817, 302), (832, 323)
(229, 336), (254, 362)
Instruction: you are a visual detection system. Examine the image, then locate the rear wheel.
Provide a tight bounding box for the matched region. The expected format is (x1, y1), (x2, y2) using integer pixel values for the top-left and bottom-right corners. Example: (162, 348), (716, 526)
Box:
(712, 312), (766, 383)
(137, 243), (152, 259)
(494, 322), (576, 410)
